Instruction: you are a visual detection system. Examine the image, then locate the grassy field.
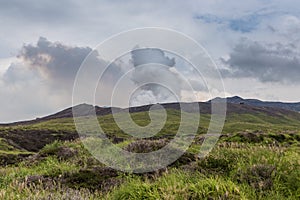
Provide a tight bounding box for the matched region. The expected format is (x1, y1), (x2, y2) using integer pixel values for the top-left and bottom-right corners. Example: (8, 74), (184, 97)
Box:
(0, 109), (299, 199)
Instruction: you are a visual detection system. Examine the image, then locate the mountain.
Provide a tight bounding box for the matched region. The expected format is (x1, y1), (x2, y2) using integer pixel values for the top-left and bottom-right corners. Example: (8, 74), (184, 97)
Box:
(211, 96), (300, 112)
(1, 97), (300, 152)
(2, 98), (300, 127)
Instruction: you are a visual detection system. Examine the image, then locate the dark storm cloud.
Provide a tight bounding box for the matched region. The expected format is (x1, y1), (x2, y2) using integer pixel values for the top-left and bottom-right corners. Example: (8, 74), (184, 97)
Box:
(222, 39), (300, 83)
(18, 37), (92, 82)
(131, 48), (175, 67)
(3, 37), (123, 90)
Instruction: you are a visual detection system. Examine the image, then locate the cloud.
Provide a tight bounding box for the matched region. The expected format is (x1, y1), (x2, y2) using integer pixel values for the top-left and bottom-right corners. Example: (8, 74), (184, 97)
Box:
(268, 15), (300, 43)
(129, 48), (183, 105)
(0, 37), (125, 122)
(196, 14), (262, 33)
(1, 0), (300, 122)
(94, 47), (209, 108)
(0, 61), (71, 122)
(17, 37), (92, 85)
(0, 0), (77, 24)
(229, 15), (261, 33)
(128, 48), (210, 106)
(221, 38), (300, 83)
(131, 48), (175, 67)
(0, 38), (207, 121)
(0, 37), (95, 122)
(195, 7), (278, 33)
(7, 37), (124, 90)
(2, 62), (38, 84)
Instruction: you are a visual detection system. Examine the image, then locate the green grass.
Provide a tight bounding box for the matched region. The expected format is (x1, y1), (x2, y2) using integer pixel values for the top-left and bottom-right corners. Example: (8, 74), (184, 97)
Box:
(1, 139), (298, 199)
(108, 170), (246, 200)
(0, 138), (15, 151)
(0, 109), (300, 199)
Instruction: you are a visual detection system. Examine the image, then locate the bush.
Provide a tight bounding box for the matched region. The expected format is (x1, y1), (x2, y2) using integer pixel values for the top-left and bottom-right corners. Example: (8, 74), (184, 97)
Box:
(62, 167), (120, 191)
(125, 139), (168, 153)
(39, 140), (77, 160)
(236, 164), (276, 190)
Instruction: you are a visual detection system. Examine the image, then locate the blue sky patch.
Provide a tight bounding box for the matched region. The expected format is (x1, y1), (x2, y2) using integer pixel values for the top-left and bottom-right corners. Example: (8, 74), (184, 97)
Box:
(195, 12), (267, 33)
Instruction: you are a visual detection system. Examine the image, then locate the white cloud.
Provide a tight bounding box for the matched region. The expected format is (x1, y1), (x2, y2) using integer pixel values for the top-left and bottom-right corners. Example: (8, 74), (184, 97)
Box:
(0, 57), (16, 74)
(0, 0), (300, 122)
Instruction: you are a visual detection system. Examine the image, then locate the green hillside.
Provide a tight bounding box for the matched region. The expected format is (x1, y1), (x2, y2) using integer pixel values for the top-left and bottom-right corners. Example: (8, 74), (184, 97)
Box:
(0, 107), (299, 199)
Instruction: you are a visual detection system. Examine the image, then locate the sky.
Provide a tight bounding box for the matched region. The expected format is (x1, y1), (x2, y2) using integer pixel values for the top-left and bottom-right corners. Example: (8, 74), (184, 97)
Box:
(0, 0), (300, 122)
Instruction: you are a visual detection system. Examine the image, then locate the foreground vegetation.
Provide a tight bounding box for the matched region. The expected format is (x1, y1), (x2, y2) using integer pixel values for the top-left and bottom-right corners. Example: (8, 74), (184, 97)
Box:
(0, 109), (299, 199)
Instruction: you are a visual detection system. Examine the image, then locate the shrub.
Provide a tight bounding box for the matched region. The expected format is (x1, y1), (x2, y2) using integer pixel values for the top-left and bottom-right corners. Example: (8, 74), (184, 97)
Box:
(125, 139), (168, 153)
(236, 164), (276, 190)
(39, 140), (77, 160)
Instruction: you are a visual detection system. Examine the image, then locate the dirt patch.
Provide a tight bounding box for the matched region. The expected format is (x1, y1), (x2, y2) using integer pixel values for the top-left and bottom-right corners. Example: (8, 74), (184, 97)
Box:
(62, 167), (121, 191)
(0, 152), (33, 166)
(0, 129), (78, 152)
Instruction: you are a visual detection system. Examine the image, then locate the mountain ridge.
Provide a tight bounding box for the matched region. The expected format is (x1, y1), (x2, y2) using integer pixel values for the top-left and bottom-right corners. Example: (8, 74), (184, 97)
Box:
(211, 96), (300, 112)
(2, 96), (300, 126)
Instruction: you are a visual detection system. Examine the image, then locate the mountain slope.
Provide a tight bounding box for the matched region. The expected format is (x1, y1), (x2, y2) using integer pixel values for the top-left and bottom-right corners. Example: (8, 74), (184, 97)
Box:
(1, 99), (300, 153)
(2, 98), (300, 127)
(213, 96), (300, 112)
